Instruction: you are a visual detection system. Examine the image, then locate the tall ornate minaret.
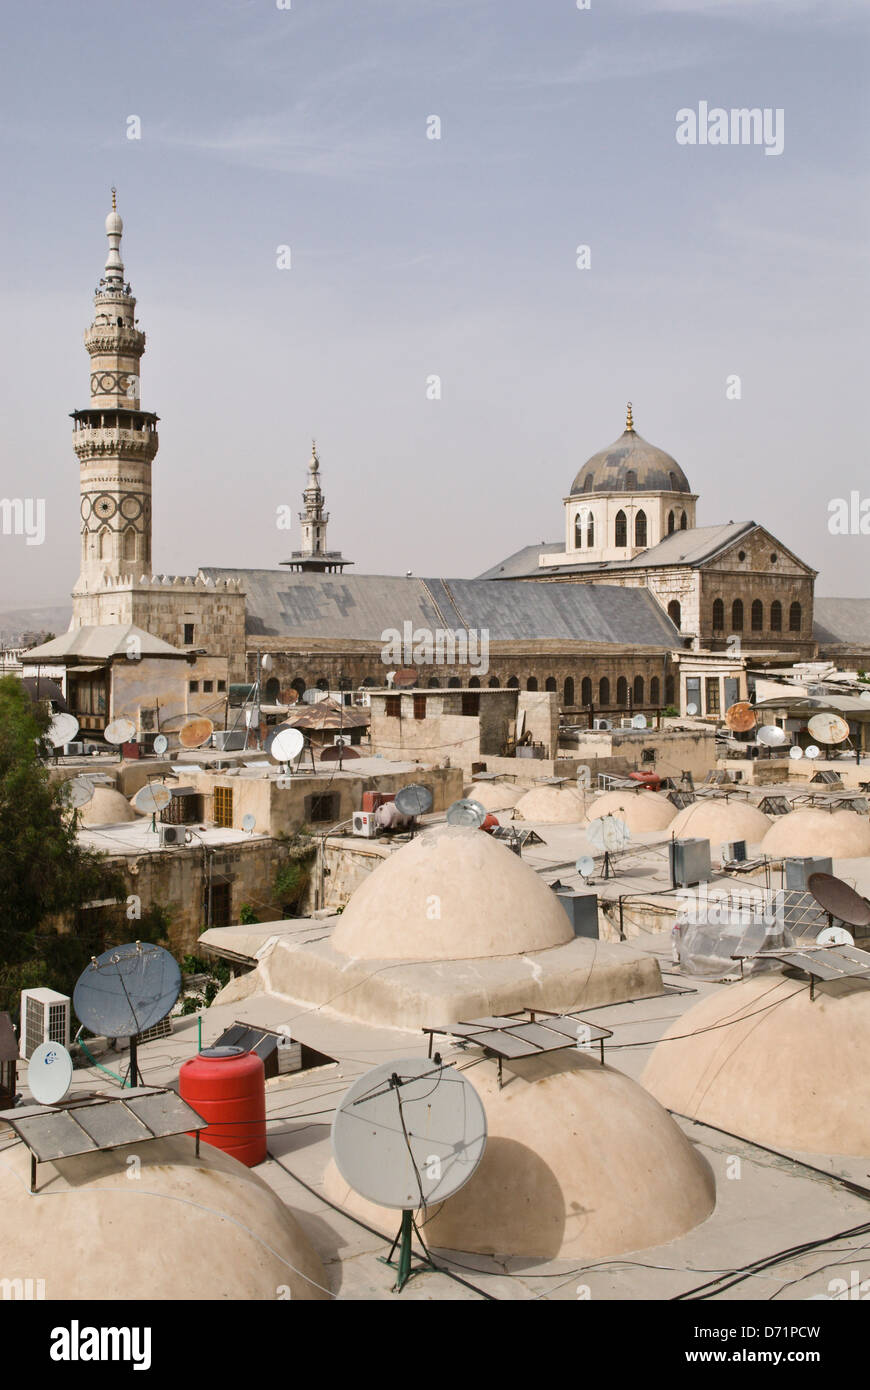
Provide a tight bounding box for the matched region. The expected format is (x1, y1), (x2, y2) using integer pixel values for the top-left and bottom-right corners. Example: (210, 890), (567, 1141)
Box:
(281, 441), (352, 573)
(72, 192), (158, 597)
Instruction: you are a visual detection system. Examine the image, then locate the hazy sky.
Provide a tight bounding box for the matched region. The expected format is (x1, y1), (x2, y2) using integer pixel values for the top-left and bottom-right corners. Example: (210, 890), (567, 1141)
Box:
(0, 0), (868, 606)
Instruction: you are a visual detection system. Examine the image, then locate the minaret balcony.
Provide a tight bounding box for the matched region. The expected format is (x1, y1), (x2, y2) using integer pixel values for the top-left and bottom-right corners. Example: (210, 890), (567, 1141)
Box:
(84, 326), (145, 354)
(72, 421), (159, 460)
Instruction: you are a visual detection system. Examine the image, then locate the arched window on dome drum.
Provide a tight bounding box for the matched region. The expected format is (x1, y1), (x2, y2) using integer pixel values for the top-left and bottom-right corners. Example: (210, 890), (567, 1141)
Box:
(712, 598), (725, 631)
(679, 510), (688, 530)
(526, 676), (538, 691)
(633, 675), (644, 705)
(669, 472), (678, 491)
(650, 676), (660, 705)
(599, 677), (610, 706)
(751, 599), (763, 632)
(635, 510), (647, 547)
(732, 599), (744, 631)
(625, 470), (637, 491)
(122, 526), (136, 562)
(564, 677), (575, 705)
(586, 512), (594, 548)
(583, 475), (594, 492)
(789, 601), (802, 632)
(507, 675), (519, 688)
(667, 600), (681, 630)
(469, 676), (480, 688)
(545, 676), (557, 692)
(667, 510), (675, 535)
(665, 674), (675, 706)
(581, 676), (592, 706)
(488, 676), (500, 688)
(770, 601), (782, 632)
(615, 510), (627, 547)
(427, 676), (440, 687)
(574, 512), (584, 548)
(616, 676), (628, 707)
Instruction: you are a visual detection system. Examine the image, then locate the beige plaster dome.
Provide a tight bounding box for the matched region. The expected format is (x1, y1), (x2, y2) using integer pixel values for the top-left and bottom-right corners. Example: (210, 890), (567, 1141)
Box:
(669, 799), (771, 846)
(585, 789), (677, 833)
(515, 785), (586, 823)
(642, 972), (870, 1157)
(325, 1051), (715, 1259)
(463, 781), (523, 812)
(79, 786), (141, 825)
(0, 1134), (329, 1300)
(761, 808), (870, 859)
(331, 823), (574, 962)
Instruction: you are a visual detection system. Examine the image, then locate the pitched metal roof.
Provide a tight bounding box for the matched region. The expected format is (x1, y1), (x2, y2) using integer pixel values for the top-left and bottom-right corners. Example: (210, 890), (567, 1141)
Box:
(21, 624), (185, 661)
(478, 522), (756, 579)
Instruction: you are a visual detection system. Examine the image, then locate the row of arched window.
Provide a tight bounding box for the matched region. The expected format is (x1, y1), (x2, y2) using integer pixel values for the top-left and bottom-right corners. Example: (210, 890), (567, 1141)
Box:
(272, 674), (672, 708)
(94, 525), (138, 561)
(711, 598), (802, 634)
(574, 508), (688, 550)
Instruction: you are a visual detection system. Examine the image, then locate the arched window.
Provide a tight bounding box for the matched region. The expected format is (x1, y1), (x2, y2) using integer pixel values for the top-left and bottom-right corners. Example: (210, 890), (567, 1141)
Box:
(545, 676), (557, 692)
(633, 675), (644, 705)
(650, 676), (660, 705)
(669, 472), (678, 491)
(526, 676), (538, 691)
(122, 525), (137, 561)
(586, 512), (594, 548)
(616, 676), (628, 707)
(507, 675), (519, 688)
(265, 677), (280, 703)
(574, 512), (584, 548)
(316, 677), (328, 690)
(667, 600), (681, 629)
(488, 676), (500, 688)
(564, 677), (575, 705)
(426, 676), (440, 687)
(98, 526), (112, 560)
(770, 600), (782, 632)
(732, 599), (744, 631)
(625, 470), (637, 491)
(615, 510), (627, 547)
(448, 676), (461, 688)
(667, 510), (675, 535)
(665, 674), (675, 706)
(599, 677), (610, 706)
(469, 676), (480, 688)
(583, 475), (594, 493)
(635, 510), (647, 547)
(679, 510), (688, 530)
(789, 601), (802, 632)
(751, 599), (763, 632)
(291, 677), (306, 697)
(712, 598), (725, 631)
(581, 676), (592, 705)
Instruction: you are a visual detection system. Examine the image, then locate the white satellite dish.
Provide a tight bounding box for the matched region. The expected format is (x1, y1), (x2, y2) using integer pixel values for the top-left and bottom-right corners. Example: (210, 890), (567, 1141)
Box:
(301, 688), (326, 705)
(807, 713), (850, 745)
(446, 798), (487, 828)
(575, 764), (591, 789)
(241, 813), (256, 833)
(133, 783), (172, 815)
(586, 814), (631, 852)
(631, 714), (647, 729)
(805, 745), (820, 760)
(686, 703), (699, 716)
(757, 725), (787, 747)
(576, 856), (595, 878)
(65, 776), (95, 809)
(270, 727), (305, 762)
(817, 924), (855, 947)
(28, 1042), (73, 1106)
(153, 733), (169, 755)
(47, 712), (80, 748)
(104, 717), (137, 746)
(789, 746), (804, 760)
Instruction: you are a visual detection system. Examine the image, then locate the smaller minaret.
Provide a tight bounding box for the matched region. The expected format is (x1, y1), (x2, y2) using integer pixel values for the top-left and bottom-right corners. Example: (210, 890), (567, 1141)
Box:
(281, 441), (352, 573)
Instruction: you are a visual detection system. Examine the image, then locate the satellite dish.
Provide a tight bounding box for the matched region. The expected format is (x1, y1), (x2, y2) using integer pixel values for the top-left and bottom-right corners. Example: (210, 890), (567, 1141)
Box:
(586, 814), (631, 852)
(576, 855), (595, 878)
(178, 716), (214, 749)
(132, 782), (172, 815)
(807, 713), (850, 745)
(47, 712), (80, 748)
(631, 714), (647, 729)
(393, 668), (418, 689)
(446, 798), (487, 828)
(302, 688), (327, 705)
(808, 872), (870, 929)
(789, 745), (804, 760)
(65, 776), (95, 809)
(241, 813), (256, 832)
(74, 942), (182, 1040)
(394, 783), (434, 817)
(27, 1042), (73, 1106)
(153, 733), (169, 755)
(725, 702), (757, 733)
(817, 925), (855, 948)
(104, 717), (137, 746)
(331, 1057), (487, 1210)
(805, 744), (820, 760)
(270, 727), (305, 763)
(686, 703), (699, 717)
(757, 725), (787, 747)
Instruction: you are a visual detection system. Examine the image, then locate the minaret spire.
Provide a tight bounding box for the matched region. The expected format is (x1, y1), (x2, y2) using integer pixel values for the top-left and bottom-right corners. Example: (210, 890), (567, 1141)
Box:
(625, 401), (634, 432)
(280, 441), (352, 573)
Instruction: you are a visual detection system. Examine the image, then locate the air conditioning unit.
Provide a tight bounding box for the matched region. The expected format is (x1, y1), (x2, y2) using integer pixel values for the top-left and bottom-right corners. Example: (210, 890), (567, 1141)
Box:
(594, 719), (612, 730)
(620, 718), (635, 729)
(159, 824), (188, 847)
(64, 742), (85, 756)
(721, 839), (747, 864)
(212, 730), (246, 751)
(352, 811), (379, 838)
(19, 989), (70, 1060)
(669, 837), (713, 888)
(785, 856), (833, 890)
(334, 734), (351, 747)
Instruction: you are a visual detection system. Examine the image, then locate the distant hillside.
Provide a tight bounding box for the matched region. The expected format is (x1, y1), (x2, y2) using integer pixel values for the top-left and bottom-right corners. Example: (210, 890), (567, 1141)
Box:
(0, 603), (71, 644)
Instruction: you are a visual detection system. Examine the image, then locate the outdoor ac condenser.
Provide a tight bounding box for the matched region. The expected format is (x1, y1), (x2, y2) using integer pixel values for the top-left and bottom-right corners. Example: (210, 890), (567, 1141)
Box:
(669, 838), (713, 888)
(352, 811), (379, 838)
(19, 989), (71, 1060)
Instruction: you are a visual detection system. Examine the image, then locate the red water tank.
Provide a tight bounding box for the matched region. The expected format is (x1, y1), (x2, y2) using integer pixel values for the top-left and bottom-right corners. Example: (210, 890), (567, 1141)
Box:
(362, 791), (395, 813)
(480, 813), (500, 833)
(179, 1045), (266, 1167)
(628, 771), (661, 791)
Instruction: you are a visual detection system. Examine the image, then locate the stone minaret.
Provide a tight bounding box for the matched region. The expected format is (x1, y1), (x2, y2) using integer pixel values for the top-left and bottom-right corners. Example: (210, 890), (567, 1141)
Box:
(282, 441), (352, 573)
(72, 192), (158, 597)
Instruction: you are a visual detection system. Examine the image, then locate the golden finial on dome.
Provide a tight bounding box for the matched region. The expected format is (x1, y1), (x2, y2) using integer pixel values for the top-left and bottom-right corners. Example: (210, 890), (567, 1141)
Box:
(625, 401), (634, 432)
(111, 186), (117, 211)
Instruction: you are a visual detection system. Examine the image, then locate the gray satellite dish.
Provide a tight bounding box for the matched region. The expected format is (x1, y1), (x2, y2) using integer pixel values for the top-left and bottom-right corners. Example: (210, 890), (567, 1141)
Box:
(586, 814), (631, 852)
(27, 1042), (73, 1106)
(576, 855), (595, 878)
(817, 924), (855, 947)
(104, 717), (137, 746)
(789, 745), (804, 760)
(47, 712), (80, 748)
(270, 727), (305, 762)
(446, 798), (487, 828)
(73, 942), (181, 1087)
(631, 713), (647, 729)
(394, 783), (434, 817)
(302, 688), (326, 705)
(153, 733), (169, 755)
(686, 703), (699, 716)
(133, 783), (172, 815)
(242, 813), (256, 833)
(65, 776), (95, 809)
(757, 725), (787, 747)
(805, 744), (820, 760)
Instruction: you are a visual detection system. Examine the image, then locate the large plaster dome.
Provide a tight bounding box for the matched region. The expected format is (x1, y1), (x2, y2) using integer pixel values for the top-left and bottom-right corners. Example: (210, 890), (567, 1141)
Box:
(463, 781), (523, 812)
(585, 789), (677, 833)
(571, 410), (691, 496)
(0, 1134), (329, 1300)
(79, 786), (140, 825)
(669, 799), (771, 846)
(325, 1051), (715, 1259)
(330, 823), (574, 962)
(515, 785), (586, 823)
(642, 972), (870, 1157)
(761, 808), (870, 859)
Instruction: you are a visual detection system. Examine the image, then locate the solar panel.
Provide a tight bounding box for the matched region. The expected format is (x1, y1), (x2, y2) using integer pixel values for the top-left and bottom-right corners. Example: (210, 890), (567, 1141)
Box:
(759, 796), (791, 816)
(811, 771), (842, 785)
(668, 791), (695, 809)
(779, 888), (830, 941)
(765, 946), (870, 981)
(424, 1010), (612, 1070)
(490, 827), (545, 847)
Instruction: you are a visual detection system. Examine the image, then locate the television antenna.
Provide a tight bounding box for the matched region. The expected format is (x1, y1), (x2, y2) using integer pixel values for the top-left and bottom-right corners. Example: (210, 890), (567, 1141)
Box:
(65, 776), (95, 810)
(46, 712), (80, 751)
(331, 1057), (486, 1293)
(807, 713), (850, 747)
(805, 744), (820, 760)
(393, 668), (418, 689)
(394, 783), (434, 819)
(757, 725), (787, 748)
(242, 813), (256, 833)
(178, 716), (214, 750)
(808, 871), (870, 930)
(446, 798), (487, 828)
(576, 855), (595, 881)
(104, 718), (137, 760)
(586, 814), (630, 879)
(269, 727), (305, 764)
(725, 702), (756, 733)
(301, 688), (327, 705)
(686, 703), (699, 717)
(27, 1041), (73, 1107)
(817, 924), (855, 948)
(789, 745), (804, 760)
(132, 781), (172, 833)
(631, 713), (647, 729)
(73, 942), (181, 1088)
(153, 733), (169, 755)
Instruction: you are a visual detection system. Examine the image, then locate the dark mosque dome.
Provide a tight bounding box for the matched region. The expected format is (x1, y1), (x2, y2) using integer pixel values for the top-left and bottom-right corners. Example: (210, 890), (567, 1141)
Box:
(570, 404), (692, 496)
